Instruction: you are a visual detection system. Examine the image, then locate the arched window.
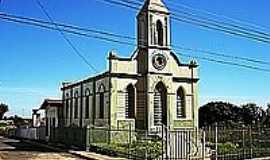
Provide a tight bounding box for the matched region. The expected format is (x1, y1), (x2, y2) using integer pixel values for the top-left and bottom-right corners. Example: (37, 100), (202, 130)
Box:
(74, 92), (79, 119)
(154, 82), (167, 126)
(156, 20), (163, 46)
(65, 94), (69, 119)
(98, 84), (105, 119)
(70, 94), (73, 120)
(176, 87), (186, 118)
(85, 89), (91, 119)
(126, 84), (135, 119)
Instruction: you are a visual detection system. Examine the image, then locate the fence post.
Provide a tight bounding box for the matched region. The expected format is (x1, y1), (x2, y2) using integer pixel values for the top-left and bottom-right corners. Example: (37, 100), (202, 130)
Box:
(107, 127), (110, 144)
(85, 125), (90, 151)
(242, 125), (245, 159)
(202, 130), (205, 160)
(215, 123), (218, 160)
(145, 130), (148, 160)
(249, 126), (253, 159)
(162, 125), (164, 160)
(128, 123), (131, 159)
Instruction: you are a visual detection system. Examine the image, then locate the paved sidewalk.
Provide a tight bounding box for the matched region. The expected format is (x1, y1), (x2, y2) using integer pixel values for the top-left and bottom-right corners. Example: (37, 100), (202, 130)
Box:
(24, 140), (126, 160)
(247, 157), (270, 160)
(69, 151), (126, 160)
(0, 137), (79, 160)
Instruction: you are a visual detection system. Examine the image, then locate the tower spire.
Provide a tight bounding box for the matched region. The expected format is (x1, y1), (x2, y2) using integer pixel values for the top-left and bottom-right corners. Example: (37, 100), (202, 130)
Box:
(140, 0), (169, 14)
(137, 0), (170, 48)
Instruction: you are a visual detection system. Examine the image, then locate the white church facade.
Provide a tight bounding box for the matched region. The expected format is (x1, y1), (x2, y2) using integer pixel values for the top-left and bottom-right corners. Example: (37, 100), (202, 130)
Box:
(61, 0), (199, 131)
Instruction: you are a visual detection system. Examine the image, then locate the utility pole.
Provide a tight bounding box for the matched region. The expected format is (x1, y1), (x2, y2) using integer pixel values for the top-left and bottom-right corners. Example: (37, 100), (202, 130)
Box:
(22, 108), (25, 118)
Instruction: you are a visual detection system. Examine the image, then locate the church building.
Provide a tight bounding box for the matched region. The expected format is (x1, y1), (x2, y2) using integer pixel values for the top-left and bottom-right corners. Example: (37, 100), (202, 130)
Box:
(61, 0), (199, 131)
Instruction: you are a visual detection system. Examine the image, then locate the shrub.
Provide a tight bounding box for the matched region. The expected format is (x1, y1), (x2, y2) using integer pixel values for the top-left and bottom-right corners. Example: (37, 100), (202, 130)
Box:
(218, 142), (238, 154)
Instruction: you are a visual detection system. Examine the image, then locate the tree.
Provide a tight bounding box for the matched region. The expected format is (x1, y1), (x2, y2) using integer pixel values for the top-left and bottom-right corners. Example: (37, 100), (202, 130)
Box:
(8, 115), (25, 127)
(263, 104), (270, 127)
(0, 103), (8, 120)
(199, 101), (268, 128)
(241, 103), (265, 126)
(199, 101), (241, 128)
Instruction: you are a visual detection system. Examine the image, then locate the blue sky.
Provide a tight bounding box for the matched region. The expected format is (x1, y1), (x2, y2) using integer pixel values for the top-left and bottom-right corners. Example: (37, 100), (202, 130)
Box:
(0, 0), (270, 117)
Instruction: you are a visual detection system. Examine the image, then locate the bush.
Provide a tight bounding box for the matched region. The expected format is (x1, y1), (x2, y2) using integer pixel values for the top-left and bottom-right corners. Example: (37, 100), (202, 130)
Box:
(218, 142), (239, 154)
(91, 139), (163, 159)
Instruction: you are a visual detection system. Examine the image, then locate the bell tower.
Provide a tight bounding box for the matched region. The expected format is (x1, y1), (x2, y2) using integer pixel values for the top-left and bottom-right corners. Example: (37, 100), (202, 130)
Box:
(137, 0), (170, 49)
(136, 0), (172, 74)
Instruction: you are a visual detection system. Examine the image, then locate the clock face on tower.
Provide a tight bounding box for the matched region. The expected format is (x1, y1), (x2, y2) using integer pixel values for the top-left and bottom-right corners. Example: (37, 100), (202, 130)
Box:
(152, 52), (167, 70)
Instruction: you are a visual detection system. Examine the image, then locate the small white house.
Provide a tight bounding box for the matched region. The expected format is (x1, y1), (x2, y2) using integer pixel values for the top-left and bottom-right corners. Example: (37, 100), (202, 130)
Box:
(39, 99), (63, 140)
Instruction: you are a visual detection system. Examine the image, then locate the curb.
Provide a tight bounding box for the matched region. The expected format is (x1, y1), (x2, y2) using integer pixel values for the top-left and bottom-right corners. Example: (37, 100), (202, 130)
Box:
(247, 158), (270, 160)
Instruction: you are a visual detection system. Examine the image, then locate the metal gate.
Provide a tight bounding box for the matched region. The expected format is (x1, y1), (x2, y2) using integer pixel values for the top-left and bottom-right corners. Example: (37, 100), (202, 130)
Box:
(159, 126), (207, 160)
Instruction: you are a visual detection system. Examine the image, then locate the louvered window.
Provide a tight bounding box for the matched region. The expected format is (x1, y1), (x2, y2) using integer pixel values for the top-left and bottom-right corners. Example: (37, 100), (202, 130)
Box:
(177, 88), (186, 118)
(154, 91), (162, 125)
(125, 85), (135, 119)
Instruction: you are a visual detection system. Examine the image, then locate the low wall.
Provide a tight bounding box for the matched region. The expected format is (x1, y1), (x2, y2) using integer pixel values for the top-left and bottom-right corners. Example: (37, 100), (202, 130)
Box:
(14, 127), (46, 141)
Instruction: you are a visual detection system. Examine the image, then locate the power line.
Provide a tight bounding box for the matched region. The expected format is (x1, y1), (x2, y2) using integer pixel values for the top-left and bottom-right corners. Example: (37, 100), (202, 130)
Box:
(0, 12), (135, 41)
(134, 0), (270, 37)
(171, 16), (270, 43)
(34, 0), (98, 73)
(0, 12), (134, 40)
(135, 0), (270, 38)
(93, 0), (270, 66)
(0, 15), (135, 46)
(99, 0), (138, 10)
(169, 7), (270, 39)
(165, 0), (270, 32)
(136, 0), (270, 33)
(2, 12), (270, 66)
(172, 45), (270, 66)
(1, 13), (269, 74)
(99, 0), (270, 44)
(132, 0), (270, 43)
(176, 52), (270, 73)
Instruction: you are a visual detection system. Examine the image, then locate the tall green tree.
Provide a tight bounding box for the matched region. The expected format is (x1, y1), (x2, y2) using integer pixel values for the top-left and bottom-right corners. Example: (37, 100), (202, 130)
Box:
(241, 103), (265, 126)
(10, 115), (25, 127)
(199, 101), (267, 128)
(199, 101), (241, 128)
(263, 104), (270, 127)
(0, 103), (8, 120)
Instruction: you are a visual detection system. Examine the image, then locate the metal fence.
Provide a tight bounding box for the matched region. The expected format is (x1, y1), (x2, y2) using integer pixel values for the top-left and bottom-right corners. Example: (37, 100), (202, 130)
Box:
(12, 124), (270, 159)
(86, 126), (163, 159)
(85, 125), (208, 160)
(204, 125), (270, 160)
(50, 126), (87, 148)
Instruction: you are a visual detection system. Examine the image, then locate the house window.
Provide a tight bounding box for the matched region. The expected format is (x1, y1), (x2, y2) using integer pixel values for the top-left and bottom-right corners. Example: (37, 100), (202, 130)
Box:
(125, 84), (135, 119)
(176, 87), (186, 118)
(74, 92), (79, 119)
(85, 89), (90, 119)
(156, 20), (163, 46)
